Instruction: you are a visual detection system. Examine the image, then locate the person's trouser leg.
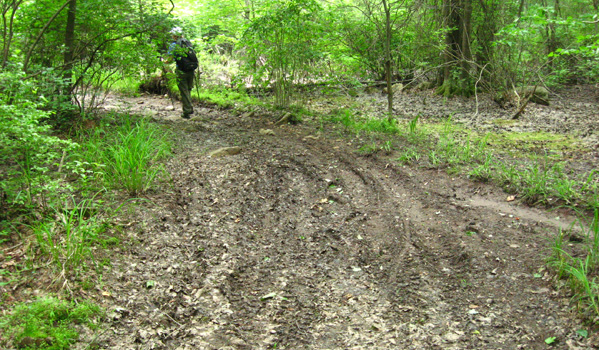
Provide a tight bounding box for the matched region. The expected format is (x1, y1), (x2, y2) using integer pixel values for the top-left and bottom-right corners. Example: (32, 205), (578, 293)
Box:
(177, 70), (194, 117)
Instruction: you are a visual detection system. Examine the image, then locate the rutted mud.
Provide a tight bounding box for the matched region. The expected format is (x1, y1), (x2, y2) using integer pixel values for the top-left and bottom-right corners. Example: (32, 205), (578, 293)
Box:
(88, 90), (598, 349)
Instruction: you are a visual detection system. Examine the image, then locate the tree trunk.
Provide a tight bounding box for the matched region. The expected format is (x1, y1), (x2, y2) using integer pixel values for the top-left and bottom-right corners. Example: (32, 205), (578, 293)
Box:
(1, 1), (23, 68)
(244, 0), (255, 20)
(23, 0), (71, 72)
(593, 0), (598, 33)
(476, 0), (498, 87)
(440, 0), (473, 96)
(441, 0), (453, 86)
(518, 0), (525, 18)
(460, 0), (472, 83)
(382, 0), (393, 120)
(64, 0), (77, 93)
(548, 3), (556, 60)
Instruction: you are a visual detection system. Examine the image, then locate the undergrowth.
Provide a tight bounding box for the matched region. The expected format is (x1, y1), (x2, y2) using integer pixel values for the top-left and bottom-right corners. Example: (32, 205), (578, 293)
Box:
(1, 111), (170, 348)
(193, 86), (259, 109)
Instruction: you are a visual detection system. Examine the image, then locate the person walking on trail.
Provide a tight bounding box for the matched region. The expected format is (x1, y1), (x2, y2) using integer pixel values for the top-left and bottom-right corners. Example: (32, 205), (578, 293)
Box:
(166, 27), (198, 119)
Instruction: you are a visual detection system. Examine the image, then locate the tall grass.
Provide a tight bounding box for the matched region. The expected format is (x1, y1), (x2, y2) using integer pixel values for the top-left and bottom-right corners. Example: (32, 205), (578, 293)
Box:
(76, 115), (172, 195)
(33, 195), (109, 278)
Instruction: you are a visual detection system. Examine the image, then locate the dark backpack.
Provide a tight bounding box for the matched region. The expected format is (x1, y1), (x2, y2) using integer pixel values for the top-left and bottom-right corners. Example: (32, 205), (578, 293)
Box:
(174, 38), (198, 72)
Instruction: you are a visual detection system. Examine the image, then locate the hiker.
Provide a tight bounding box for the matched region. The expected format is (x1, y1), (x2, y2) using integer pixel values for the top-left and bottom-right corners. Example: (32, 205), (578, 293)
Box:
(166, 27), (198, 119)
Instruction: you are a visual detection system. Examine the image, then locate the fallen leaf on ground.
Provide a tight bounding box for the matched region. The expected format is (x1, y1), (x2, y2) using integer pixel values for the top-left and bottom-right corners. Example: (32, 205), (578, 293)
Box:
(260, 292), (277, 301)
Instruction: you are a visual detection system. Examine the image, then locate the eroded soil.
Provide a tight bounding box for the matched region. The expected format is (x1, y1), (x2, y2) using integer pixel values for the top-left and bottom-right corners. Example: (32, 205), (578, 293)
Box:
(76, 87), (599, 349)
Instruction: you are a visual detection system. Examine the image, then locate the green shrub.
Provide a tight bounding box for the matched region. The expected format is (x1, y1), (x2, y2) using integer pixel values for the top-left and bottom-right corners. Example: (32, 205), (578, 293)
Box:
(0, 66), (76, 208)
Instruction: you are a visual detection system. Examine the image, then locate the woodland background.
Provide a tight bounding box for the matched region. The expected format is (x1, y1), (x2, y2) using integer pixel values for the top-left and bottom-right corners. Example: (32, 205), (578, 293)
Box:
(1, 0), (599, 348)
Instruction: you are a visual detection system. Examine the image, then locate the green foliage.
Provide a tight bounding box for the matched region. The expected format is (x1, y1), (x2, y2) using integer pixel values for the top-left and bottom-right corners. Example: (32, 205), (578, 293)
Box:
(549, 32), (599, 84)
(328, 108), (400, 134)
(240, 0), (325, 107)
(194, 86), (259, 109)
(3, 0), (598, 119)
(492, 3), (599, 88)
(0, 66), (77, 208)
(5, 0), (173, 116)
(0, 297), (102, 349)
(331, 1), (431, 81)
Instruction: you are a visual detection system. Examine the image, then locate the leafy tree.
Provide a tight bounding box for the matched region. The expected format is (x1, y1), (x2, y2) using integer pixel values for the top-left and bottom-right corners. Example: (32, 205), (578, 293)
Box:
(0, 0), (176, 211)
(1, 0), (175, 120)
(240, 0), (325, 107)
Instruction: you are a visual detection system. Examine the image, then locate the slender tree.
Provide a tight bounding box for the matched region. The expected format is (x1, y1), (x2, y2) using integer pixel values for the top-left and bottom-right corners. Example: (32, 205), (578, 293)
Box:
(1, 0), (24, 67)
(382, 0), (393, 119)
(63, 0), (76, 92)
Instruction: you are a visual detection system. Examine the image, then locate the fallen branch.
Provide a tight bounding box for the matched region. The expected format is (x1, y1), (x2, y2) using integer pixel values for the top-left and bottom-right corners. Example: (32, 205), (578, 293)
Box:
(512, 85), (537, 119)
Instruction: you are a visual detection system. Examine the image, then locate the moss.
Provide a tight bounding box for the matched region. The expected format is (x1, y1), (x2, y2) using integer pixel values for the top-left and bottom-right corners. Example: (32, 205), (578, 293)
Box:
(486, 131), (583, 158)
(0, 297), (103, 349)
(491, 119), (520, 127)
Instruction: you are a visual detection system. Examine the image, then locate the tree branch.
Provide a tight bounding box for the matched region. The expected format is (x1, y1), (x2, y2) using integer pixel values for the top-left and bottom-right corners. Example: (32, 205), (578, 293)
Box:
(23, 0), (71, 72)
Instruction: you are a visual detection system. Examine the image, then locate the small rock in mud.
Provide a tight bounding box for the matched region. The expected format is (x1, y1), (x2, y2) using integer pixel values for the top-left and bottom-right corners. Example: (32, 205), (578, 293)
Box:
(208, 147), (242, 157)
(260, 129), (275, 135)
(275, 112), (293, 125)
(241, 111), (255, 119)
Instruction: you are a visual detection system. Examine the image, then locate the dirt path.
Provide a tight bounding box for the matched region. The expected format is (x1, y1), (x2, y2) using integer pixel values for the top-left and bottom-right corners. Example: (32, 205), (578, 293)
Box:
(90, 93), (596, 349)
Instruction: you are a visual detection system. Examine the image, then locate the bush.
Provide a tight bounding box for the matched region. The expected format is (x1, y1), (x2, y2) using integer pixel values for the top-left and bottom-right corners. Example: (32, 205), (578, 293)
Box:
(0, 66), (76, 208)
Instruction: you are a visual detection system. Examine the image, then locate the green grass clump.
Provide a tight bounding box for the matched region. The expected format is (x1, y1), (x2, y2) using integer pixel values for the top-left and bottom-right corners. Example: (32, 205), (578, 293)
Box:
(75, 114), (172, 195)
(193, 87), (259, 109)
(0, 297), (103, 349)
(33, 195), (113, 277)
(548, 210), (599, 320)
(328, 108), (400, 134)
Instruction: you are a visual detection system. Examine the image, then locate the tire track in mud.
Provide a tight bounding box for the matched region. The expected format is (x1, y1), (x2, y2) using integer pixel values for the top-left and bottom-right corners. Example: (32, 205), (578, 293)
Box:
(97, 107), (590, 349)
(213, 136), (420, 349)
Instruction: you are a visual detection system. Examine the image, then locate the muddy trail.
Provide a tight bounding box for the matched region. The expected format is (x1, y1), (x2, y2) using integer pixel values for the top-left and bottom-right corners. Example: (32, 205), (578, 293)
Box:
(90, 92), (596, 350)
